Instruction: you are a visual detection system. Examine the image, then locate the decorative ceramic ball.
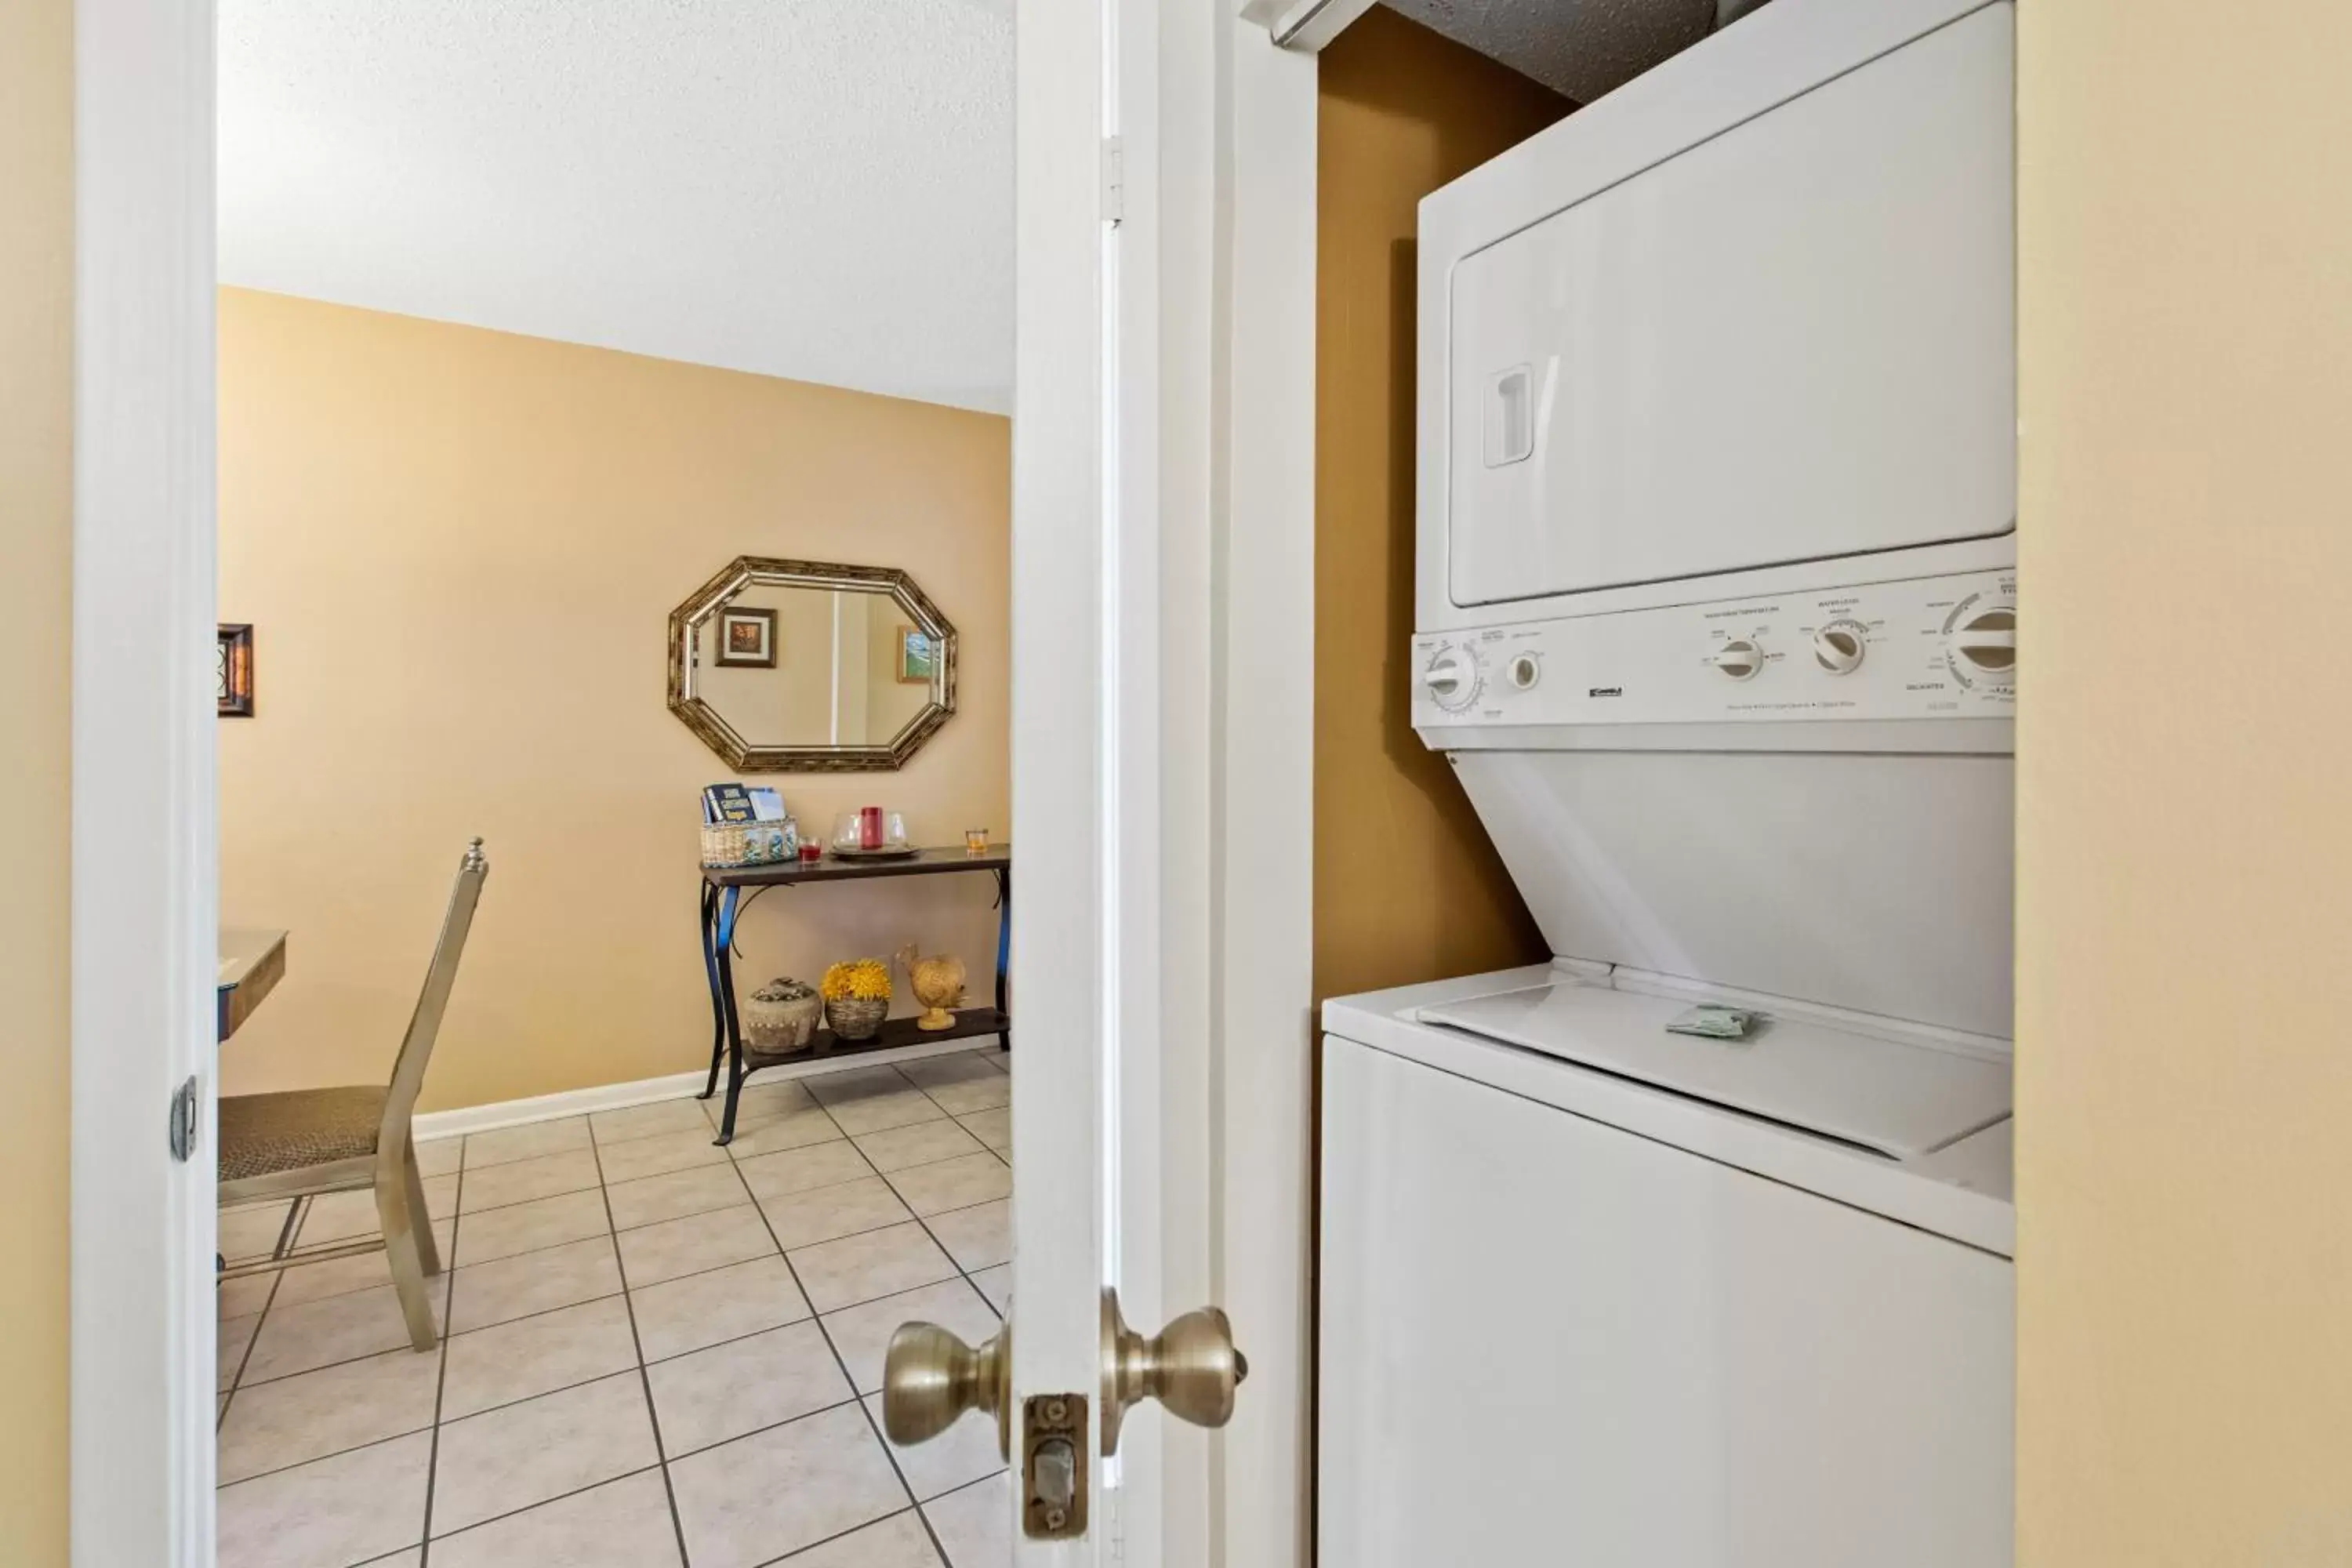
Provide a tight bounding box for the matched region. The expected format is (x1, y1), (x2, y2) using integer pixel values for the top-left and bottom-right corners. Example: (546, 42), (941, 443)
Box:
(744, 978), (822, 1055)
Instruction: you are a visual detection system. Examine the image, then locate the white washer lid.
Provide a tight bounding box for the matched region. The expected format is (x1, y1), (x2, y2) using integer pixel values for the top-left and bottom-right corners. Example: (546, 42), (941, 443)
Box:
(1415, 981), (2010, 1159)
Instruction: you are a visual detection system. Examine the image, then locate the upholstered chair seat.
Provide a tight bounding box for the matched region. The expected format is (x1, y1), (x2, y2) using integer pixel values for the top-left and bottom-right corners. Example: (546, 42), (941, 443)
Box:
(218, 1087), (389, 1183)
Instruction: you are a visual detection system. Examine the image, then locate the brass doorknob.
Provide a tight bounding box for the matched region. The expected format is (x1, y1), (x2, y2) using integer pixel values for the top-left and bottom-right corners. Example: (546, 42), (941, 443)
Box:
(1100, 1287), (1249, 1456)
(882, 1319), (1011, 1459)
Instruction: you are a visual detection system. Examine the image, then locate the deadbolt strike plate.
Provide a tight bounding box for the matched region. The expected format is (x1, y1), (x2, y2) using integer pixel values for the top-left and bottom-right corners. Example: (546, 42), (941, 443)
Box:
(1022, 1393), (1088, 1539)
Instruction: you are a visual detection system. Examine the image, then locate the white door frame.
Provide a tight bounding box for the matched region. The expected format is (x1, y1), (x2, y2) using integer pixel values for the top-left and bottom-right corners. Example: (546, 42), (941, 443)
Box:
(67, 0), (1321, 1561)
(1007, 0), (1112, 1555)
(71, 0), (222, 1563)
(1207, 15), (1320, 1568)
(1101, 3), (1319, 1563)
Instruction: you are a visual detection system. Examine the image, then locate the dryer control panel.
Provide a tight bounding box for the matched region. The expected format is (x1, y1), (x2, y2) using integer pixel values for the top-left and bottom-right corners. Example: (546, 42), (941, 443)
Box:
(1412, 569), (2016, 729)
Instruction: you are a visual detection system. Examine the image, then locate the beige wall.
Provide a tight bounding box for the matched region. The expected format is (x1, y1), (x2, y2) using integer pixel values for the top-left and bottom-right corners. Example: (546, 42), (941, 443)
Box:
(2016, 3), (2352, 1560)
(0, 0), (74, 1559)
(220, 289), (1010, 1112)
(1312, 9), (1566, 1006)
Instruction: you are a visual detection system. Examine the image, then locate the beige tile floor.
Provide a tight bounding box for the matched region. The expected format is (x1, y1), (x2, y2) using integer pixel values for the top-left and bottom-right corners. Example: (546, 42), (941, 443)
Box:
(216, 1046), (1015, 1568)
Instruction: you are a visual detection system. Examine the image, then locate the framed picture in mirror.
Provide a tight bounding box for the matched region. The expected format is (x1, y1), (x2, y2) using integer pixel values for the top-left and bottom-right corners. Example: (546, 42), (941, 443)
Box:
(716, 606), (777, 668)
(896, 626), (940, 684)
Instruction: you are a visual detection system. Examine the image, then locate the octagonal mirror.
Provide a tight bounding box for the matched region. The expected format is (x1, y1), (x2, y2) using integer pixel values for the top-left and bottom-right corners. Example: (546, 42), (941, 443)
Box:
(668, 556), (957, 771)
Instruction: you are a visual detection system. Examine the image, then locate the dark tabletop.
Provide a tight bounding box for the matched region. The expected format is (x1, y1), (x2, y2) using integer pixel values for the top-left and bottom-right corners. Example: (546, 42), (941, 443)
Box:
(702, 844), (1010, 887)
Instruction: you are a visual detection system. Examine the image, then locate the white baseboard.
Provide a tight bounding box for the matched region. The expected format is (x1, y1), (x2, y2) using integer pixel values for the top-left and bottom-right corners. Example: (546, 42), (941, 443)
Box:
(412, 1031), (1006, 1143)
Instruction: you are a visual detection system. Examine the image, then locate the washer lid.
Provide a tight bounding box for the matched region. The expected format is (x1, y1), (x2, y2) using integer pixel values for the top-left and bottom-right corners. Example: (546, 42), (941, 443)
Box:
(1415, 981), (2009, 1159)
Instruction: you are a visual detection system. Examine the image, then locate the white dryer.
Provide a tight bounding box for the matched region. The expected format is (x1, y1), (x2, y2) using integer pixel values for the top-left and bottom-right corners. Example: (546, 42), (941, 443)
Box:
(1319, 0), (2020, 1563)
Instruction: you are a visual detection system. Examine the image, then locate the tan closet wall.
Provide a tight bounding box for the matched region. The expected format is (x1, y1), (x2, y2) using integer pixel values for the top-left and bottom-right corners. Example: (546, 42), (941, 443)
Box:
(2016, 1), (2352, 1559)
(1313, 9), (1566, 1005)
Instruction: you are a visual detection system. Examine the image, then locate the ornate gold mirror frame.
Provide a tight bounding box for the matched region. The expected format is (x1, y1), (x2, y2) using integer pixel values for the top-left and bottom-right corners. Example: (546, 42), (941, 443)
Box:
(666, 555), (959, 772)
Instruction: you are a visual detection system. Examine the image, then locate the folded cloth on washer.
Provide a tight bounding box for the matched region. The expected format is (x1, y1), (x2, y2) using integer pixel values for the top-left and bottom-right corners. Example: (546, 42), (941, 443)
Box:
(1664, 1004), (1756, 1040)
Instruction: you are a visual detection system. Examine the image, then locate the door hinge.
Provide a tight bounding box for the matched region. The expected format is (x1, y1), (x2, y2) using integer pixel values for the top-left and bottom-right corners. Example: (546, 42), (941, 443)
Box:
(1101, 136), (1124, 227)
(168, 1075), (200, 1162)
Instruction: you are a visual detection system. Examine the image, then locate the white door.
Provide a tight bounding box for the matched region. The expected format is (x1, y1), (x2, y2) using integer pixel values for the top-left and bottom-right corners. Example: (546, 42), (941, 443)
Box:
(872, 0), (1250, 1560)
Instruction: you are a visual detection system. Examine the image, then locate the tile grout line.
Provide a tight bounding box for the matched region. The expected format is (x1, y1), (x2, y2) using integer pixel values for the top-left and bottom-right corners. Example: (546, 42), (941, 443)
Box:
(835, 1057), (1011, 1317)
(750, 1505), (942, 1568)
(916, 1472), (1014, 1564)
(589, 1112), (698, 1568)
(231, 1212), (891, 1394)
(416, 1460), (668, 1558)
(894, 1067), (1016, 1318)
(845, 1059), (1015, 1559)
(731, 1088), (962, 1568)
(887, 1057), (1016, 1559)
(215, 1261), (283, 1430)
(258, 1410), (965, 1568)
(226, 1295), (828, 1493)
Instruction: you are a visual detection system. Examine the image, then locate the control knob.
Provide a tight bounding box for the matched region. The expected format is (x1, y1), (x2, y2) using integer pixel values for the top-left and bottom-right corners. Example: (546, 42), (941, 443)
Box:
(1422, 645), (1483, 712)
(1947, 602), (2016, 688)
(1704, 638), (1765, 681)
(1811, 622), (1867, 676)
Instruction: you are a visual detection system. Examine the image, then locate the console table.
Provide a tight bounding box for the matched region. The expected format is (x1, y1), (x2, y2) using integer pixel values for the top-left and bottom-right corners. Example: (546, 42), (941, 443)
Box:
(698, 846), (1010, 1145)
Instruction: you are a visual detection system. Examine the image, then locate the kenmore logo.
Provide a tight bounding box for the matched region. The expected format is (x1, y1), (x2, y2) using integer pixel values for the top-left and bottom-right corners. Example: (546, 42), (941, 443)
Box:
(1588, 686), (1623, 699)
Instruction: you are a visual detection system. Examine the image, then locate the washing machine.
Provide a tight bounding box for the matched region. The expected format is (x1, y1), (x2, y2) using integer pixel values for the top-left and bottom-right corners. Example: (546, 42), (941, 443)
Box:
(1319, 0), (2019, 1563)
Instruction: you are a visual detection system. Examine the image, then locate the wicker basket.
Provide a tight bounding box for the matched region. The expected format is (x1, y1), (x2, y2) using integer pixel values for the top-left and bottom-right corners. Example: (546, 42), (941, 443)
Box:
(824, 995), (888, 1042)
(701, 820), (796, 869)
(744, 978), (822, 1055)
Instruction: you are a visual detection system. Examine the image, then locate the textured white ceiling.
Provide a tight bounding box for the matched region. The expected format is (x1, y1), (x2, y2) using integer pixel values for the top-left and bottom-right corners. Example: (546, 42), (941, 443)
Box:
(1381, 0), (1726, 105)
(220, 0), (1014, 412)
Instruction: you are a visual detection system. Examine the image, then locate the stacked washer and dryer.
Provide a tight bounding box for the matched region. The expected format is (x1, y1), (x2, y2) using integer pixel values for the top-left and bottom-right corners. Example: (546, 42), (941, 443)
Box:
(1317, 1), (2020, 1563)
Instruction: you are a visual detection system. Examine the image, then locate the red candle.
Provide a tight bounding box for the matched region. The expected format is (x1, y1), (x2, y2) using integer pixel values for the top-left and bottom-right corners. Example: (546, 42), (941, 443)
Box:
(859, 805), (884, 850)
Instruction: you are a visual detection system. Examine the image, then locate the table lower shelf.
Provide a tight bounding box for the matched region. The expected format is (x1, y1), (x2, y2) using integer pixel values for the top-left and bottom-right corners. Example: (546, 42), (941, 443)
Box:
(739, 1007), (1010, 1075)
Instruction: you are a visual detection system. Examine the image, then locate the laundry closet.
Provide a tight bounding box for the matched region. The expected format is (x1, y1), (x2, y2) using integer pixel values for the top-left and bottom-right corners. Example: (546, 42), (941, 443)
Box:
(1312, 2), (2016, 1563)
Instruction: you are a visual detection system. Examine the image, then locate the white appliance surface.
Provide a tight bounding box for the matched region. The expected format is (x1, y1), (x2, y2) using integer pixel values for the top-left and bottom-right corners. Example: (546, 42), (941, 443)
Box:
(1447, 745), (2015, 1040)
(1333, 0), (2023, 1556)
(1412, 567), (2019, 735)
(1446, 2), (2013, 609)
(1416, 0), (2016, 637)
(1319, 1029), (2014, 1568)
(1418, 976), (2009, 1159)
(1327, 967), (2014, 1251)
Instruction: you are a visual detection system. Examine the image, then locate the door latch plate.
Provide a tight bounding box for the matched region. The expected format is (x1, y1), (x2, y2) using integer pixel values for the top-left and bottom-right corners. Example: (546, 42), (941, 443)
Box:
(1022, 1392), (1088, 1539)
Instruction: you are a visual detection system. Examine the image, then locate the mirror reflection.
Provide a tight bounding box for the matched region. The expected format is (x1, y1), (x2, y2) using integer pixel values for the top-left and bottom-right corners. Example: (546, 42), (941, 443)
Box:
(669, 557), (956, 771)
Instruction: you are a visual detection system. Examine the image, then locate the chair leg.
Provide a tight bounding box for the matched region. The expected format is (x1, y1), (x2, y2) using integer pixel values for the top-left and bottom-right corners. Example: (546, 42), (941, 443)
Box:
(403, 1141), (441, 1276)
(376, 1167), (440, 1352)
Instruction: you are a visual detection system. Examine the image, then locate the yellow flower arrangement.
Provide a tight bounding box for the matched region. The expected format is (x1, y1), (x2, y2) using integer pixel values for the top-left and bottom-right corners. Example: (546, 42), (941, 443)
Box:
(821, 958), (892, 1003)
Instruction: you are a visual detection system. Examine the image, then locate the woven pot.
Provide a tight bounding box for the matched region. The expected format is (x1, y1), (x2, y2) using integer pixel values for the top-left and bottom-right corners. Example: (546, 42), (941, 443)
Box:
(825, 995), (888, 1042)
(744, 978), (822, 1055)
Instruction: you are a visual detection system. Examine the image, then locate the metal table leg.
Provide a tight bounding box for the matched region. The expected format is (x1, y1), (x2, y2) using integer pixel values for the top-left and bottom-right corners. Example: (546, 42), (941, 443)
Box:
(712, 885), (749, 1145)
(698, 882), (726, 1101)
(993, 865), (1011, 1054)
